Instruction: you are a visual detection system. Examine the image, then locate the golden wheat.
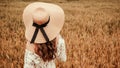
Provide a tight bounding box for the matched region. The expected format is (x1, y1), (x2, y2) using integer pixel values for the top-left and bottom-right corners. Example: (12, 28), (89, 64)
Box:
(0, 0), (120, 68)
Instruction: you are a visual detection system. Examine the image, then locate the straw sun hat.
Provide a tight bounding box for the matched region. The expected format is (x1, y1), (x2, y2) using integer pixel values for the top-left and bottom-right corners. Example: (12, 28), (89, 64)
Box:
(23, 2), (65, 43)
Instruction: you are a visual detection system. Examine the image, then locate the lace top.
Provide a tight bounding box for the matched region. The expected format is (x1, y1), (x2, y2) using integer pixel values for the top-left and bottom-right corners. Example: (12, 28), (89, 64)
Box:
(24, 35), (67, 68)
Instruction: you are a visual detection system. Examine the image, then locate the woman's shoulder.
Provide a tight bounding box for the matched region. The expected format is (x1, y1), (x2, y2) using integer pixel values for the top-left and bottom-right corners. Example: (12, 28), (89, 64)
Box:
(56, 34), (65, 47)
(56, 34), (64, 43)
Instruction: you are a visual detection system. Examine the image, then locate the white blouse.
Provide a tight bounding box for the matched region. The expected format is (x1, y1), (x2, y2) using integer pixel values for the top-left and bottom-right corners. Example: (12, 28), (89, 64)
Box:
(24, 35), (67, 68)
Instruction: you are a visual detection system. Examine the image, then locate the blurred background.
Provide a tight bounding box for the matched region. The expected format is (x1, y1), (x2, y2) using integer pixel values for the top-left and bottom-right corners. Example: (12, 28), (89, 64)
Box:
(0, 0), (120, 68)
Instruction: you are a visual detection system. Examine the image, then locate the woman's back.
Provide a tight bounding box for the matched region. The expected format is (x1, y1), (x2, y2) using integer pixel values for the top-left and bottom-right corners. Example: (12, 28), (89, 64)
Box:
(24, 35), (66, 68)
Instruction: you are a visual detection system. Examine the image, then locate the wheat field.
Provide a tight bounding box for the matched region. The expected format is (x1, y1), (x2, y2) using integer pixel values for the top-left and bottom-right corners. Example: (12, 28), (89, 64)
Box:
(0, 0), (120, 68)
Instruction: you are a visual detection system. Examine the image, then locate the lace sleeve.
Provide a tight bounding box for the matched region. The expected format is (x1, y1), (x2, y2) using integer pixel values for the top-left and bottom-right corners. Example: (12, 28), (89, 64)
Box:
(24, 50), (36, 68)
(56, 35), (67, 62)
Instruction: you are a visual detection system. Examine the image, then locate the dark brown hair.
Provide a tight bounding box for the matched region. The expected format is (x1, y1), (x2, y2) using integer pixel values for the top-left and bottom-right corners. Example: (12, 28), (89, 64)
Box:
(34, 38), (57, 61)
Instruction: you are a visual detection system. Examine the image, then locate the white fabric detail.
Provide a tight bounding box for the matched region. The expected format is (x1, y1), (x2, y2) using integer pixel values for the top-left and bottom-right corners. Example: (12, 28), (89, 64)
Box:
(24, 35), (66, 68)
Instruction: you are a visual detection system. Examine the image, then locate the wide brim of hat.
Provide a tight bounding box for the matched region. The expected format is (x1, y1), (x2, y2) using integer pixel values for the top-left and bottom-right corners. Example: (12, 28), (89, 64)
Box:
(23, 2), (64, 43)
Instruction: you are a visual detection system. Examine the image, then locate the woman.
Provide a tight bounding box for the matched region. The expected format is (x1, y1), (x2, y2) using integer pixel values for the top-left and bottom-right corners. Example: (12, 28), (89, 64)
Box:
(23, 2), (67, 68)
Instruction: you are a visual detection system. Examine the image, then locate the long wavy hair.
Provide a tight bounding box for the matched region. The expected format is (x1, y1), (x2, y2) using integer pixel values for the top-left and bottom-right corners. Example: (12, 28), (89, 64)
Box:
(34, 38), (57, 62)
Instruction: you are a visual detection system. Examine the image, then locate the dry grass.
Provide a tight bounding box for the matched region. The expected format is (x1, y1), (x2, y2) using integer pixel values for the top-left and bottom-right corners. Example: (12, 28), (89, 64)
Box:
(0, 0), (120, 68)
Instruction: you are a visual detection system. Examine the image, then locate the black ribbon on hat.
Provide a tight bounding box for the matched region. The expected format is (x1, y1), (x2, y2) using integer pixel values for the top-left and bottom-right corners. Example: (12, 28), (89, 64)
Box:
(30, 17), (50, 43)
(30, 16), (56, 58)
